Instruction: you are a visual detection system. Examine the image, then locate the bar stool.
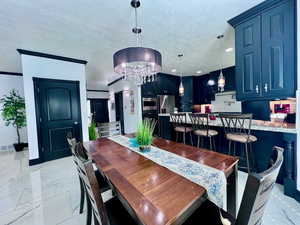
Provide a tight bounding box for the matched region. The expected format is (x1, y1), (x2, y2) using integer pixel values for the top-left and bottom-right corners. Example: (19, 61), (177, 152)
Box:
(170, 113), (193, 145)
(219, 113), (257, 173)
(189, 113), (218, 150)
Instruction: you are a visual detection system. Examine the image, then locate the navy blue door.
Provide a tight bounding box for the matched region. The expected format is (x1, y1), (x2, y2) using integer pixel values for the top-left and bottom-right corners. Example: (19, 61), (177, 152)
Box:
(261, 0), (295, 98)
(235, 16), (262, 100)
(34, 78), (82, 162)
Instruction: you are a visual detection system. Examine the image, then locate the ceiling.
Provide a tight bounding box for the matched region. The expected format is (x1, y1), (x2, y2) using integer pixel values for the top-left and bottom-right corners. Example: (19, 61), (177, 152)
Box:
(0, 0), (264, 90)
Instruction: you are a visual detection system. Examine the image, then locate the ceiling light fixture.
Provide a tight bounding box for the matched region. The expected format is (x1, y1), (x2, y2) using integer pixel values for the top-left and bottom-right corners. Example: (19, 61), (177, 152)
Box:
(217, 35), (226, 92)
(113, 0), (162, 86)
(171, 69), (177, 73)
(196, 70), (202, 74)
(225, 47), (233, 53)
(178, 54), (184, 97)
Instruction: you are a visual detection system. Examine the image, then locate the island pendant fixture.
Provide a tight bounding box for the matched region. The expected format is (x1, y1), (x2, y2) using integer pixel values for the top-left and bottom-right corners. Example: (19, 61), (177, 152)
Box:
(217, 35), (226, 92)
(178, 54), (184, 96)
(113, 0), (162, 86)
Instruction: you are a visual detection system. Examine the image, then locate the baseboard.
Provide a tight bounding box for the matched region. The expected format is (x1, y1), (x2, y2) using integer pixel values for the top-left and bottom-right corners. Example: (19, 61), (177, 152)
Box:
(29, 158), (43, 166)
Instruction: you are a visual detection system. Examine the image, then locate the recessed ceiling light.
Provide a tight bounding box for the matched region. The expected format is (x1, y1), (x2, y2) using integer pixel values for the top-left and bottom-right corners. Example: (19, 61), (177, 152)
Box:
(171, 69), (176, 73)
(225, 47), (234, 53)
(196, 70), (202, 74)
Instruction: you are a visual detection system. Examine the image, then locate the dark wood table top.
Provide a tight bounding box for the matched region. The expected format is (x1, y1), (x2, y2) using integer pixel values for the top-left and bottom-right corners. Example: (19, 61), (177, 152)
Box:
(84, 137), (239, 225)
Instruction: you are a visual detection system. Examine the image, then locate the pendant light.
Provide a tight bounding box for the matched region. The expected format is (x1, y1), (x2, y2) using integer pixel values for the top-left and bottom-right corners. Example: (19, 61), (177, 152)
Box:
(217, 35), (226, 92)
(178, 54), (184, 96)
(113, 0), (162, 85)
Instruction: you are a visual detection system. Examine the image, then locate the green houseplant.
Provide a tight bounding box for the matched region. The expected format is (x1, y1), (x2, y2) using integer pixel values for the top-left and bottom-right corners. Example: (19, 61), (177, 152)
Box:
(89, 122), (98, 140)
(136, 119), (157, 152)
(0, 90), (27, 151)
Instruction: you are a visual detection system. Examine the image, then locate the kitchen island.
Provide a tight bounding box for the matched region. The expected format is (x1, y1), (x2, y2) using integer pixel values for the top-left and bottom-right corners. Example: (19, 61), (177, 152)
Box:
(158, 113), (297, 198)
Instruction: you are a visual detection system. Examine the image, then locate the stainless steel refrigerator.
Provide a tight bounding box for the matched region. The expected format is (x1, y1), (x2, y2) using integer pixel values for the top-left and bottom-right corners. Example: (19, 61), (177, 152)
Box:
(157, 95), (175, 114)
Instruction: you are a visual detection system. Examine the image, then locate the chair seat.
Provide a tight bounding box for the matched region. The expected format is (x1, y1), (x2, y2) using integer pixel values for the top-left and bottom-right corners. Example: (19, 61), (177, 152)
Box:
(105, 197), (137, 225)
(194, 129), (218, 137)
(95, 170), (110, 193)
(183, 200), (235, 225)
(226, 133), (257, 143)
(175, 126), (193, 133)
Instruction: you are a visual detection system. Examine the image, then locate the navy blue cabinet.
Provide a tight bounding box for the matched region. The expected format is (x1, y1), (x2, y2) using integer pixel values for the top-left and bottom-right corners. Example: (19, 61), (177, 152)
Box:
(229, 0), (295, 101)
(235, 16), (262, 99)
(261, 0), (295, 98)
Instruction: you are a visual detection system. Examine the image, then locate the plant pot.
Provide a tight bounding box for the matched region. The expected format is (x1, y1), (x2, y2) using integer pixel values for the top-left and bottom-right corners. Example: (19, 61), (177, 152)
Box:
(139, 145), (151, 152)
(13, 143), (25, 152)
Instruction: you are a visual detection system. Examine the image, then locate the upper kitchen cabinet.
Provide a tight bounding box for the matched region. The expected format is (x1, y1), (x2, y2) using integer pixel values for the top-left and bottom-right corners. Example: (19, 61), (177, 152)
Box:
(229, 0), (295, 101)
(141, 73), (179, 97)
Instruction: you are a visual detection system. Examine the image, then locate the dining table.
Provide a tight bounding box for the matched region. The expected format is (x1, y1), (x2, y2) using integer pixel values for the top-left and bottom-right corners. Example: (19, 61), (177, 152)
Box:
(84, 136), (239, 225)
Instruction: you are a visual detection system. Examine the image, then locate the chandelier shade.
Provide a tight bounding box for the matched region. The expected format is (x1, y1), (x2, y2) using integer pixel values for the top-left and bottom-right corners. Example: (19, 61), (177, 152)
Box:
(113, 47), (162, 76)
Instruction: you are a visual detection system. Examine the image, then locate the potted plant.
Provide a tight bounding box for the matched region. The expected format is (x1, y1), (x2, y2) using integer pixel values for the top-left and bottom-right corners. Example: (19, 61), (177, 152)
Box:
(0, 90), (27, 151)
(136, 119), (157, 152)
(89, 122), (98, 140)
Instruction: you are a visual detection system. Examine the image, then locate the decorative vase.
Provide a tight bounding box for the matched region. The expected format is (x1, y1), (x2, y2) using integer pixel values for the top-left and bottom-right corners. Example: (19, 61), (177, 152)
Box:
(139, 145), (151, 152)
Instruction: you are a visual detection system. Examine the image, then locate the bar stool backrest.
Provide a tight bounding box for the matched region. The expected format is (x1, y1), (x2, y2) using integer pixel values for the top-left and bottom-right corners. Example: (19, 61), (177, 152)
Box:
(170, 113), (187, 128)
(189, 113), (209, 134)
(236, 146), (284, 225)
(74, 143), (110, 225)
(219, 113), (253, 136)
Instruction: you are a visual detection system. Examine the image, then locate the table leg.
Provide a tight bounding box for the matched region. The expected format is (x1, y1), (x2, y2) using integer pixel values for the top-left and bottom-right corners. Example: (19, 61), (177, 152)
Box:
(227, 164), (238, 218)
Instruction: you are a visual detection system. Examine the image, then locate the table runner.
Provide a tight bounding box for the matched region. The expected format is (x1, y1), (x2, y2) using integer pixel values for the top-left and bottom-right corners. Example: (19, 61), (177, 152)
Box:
(108, 135), (227, 209)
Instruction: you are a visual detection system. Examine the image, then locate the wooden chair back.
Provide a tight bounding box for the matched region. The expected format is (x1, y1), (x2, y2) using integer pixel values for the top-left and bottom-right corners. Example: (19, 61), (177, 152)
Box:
(98, 121), (121, 138)
(236, 146), (284, 225)
(170, 113), (187, 128)
(219, 113), (253, 135)
(74, 143), (110, 225)
(189, 113), (209, 134)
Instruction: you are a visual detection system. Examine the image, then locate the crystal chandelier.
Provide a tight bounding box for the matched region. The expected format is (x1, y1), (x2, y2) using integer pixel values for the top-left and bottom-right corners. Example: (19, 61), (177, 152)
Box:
(113, 0), (162, 86)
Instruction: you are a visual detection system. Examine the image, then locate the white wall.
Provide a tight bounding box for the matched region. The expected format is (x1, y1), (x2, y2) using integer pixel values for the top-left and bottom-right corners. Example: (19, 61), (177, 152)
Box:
(20, 54), (88, 160)
(108, 80), (142, 134)
(87, 91), (109, 99)
(0, 75), (27, 149)
(297, 0), (300, 191)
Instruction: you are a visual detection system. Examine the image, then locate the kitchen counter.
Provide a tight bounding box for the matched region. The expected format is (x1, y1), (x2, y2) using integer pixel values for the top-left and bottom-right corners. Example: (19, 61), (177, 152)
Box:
(158, 113), (297, 134)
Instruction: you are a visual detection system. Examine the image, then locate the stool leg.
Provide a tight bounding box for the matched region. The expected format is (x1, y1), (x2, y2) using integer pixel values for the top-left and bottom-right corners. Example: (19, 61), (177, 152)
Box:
(176, 132), (178, 142)
(197, 136), (200, 148)
(209, 137), (212, 150)
(233, 142), (236, 156)
(245, 143), (251, 173)
(190, 132), (193, 146)
(228, 140), (232, 155)
(213, 137), (216, 151)
(249, 142), (256, 172)
(183, 132), (186, 145)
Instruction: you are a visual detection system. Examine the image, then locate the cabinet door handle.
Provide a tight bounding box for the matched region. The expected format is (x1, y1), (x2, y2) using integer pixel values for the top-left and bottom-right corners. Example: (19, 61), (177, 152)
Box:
(264, 83), (268, 92)
(255, 85), (259, 93)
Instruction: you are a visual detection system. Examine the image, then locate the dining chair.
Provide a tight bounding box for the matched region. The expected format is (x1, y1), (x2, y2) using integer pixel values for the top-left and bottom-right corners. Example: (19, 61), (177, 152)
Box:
(97, 121), (121, 138)
(67, 136), (110, 225)
(189, 113), (218, 150)
(170, 113), (193, 145)
(219, 113), (257, 173)
(74, 143), (137, 225)
(183, 146), (284, 225)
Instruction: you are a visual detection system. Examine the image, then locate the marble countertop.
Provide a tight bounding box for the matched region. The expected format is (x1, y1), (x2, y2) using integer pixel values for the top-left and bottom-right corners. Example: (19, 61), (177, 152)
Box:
(158, 113), (297, 134)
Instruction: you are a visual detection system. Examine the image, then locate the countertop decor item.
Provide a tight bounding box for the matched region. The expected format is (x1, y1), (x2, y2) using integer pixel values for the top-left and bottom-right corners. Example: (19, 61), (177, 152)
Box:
(0, 90), (26, 151)
(113, 0), (162, 85)
(136, 118), (157, 152)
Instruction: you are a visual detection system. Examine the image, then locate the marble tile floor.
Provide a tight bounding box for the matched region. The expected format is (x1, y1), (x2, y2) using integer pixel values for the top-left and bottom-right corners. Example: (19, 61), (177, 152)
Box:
(0, 149), (300, 225)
